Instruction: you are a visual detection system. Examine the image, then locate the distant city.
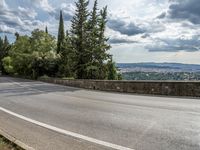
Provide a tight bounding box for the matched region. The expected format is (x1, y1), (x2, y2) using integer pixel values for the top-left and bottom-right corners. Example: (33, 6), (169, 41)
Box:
(117, 63), (200, 80)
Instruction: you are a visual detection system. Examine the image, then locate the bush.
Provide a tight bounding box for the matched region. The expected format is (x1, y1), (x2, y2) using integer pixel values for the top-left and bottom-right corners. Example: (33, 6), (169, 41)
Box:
(62, 77), (75, 80)
(2, 56), (14, 74)
(40, 75), (50, 79)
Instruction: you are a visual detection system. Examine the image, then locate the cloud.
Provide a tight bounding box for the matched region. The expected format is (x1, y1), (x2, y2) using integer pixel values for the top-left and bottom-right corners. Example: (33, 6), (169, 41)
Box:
(18, 6), (37, 19)
(0, 25), (16, 34)
(32, 0), (54, 13)
(0, 0), (45, 34)
(109, 37), (137, 44)
(107, 18), (145, 36)
(157, 12), (166, 19)
(0, 0), (8, 10)
(159, 0), (200, 24)
(146, 35), (200, 52)
(54, 3), (75, 21)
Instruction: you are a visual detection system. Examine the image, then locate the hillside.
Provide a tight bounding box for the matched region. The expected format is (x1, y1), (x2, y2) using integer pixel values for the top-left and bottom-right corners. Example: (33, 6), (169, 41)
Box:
(117, 63), (200, 73)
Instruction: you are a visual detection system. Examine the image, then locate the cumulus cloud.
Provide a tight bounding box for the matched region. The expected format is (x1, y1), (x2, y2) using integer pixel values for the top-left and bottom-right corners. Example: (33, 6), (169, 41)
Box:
(0, 0), (45, 34)
(54, 3), (75, 21)
(0, 25), (16, 34)
(146, 35), (200, 52)
(109, 37), (137, 44)
(157, 12), (166, 19)
(107, 18), (145, 36)
(0, 0), (8, 10)
(148, 0), (200, 52)
(18, 6), (37, 19)
(32, 0), (54, 13)
(159, 0), (200, 24)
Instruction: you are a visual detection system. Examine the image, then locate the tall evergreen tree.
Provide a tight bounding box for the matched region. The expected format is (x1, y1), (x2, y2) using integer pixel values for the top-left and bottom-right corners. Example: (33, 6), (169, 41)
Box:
(96, 6), (112, 79)
(58, 31), (76, 77)
(107, 58), (118, 80)
(3, 36), (9, 48)
(90, 0), (98, 28)
(45, 26), (48, 34)
(70, 0), (89, 79)
(57, 10), (65, 54)
(0, 36), (10, 74)
(85, 0), (99, 79)
(98, 6), (111, 57)
(0, 37), (4, 73)
(15, 32), (20, 41)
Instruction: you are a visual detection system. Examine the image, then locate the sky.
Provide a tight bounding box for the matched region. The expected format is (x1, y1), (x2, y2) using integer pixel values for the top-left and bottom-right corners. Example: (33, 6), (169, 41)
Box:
(0, 0), (200, 64)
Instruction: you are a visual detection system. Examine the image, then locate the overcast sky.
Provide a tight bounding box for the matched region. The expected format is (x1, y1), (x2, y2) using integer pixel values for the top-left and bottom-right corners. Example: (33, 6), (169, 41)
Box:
(0, 0), (200, 64)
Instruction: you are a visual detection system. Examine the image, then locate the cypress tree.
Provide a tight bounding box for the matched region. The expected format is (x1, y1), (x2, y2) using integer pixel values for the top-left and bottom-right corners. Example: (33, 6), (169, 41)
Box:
(45, 26), (48, 34)
(90, 0), (98, 28)
(15, 32), (20, 41)
(98, 6), (111, 52)
(0, 36), (10, 74)
(58, 31), (75, 77)
(0, 37), (3, 50)
(70, 0), (89, 79)
(96, 6), (112, 79)
(3, 36), (9, 58)
(84, 0), (99, 79)
(0, 37), (3, 73)
(4, 36), (9, 47)
(57, 10), (65, 54)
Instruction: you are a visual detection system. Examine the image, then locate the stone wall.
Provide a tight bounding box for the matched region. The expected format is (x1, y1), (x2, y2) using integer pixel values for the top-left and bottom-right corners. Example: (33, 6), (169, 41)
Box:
(39, 78), (200, 97)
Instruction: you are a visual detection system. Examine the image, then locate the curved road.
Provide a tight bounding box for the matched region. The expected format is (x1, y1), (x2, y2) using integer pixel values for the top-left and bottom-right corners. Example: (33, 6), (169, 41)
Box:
(0, 77), (200, 150)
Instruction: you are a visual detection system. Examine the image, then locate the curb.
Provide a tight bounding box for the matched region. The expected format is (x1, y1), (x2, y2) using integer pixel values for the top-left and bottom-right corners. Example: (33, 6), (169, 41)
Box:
(0, 128), (35, 150)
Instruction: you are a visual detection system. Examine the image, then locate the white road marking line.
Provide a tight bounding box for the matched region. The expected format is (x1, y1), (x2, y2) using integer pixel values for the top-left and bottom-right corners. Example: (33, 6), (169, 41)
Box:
(0, 107), (134, 150)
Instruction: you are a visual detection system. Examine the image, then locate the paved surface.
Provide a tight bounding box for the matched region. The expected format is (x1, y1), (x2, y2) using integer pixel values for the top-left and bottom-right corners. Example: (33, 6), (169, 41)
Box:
(0, 77), (200, 150)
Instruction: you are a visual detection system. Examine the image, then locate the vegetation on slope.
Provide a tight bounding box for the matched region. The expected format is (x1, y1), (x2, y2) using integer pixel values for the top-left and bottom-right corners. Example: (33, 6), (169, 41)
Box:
(0, 0), (121, 80)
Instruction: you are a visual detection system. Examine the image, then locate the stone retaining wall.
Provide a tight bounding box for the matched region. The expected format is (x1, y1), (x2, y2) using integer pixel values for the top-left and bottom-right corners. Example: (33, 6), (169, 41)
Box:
(39, 78), (200, 97)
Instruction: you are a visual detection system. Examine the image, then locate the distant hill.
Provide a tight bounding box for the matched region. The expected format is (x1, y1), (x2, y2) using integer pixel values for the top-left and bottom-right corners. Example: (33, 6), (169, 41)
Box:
(117, 63), (200, 73)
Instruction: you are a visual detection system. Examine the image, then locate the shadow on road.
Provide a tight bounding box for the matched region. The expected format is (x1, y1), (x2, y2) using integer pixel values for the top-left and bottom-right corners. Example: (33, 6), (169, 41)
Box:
(0, 76), (80, 97)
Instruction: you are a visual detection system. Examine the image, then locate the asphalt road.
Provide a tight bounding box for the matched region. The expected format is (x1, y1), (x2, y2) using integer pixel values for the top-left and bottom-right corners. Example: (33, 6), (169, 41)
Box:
(0, 77), (200, 150)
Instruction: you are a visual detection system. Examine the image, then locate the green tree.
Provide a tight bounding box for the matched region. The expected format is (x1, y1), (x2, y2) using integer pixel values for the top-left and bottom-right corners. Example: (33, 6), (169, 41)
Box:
(9, 29), (57, 78)
(58, 31), (76, 77)
(10, 35), (32, 76)
(96, 6), (112, 79)
(15, 32), (20, 40)
(45, 26), (48, 34)
(30, 29), (57, 78)
(0, 37), (4, 73)
(84, 0), (99, 79)
(0, 36), (10, 74)
(86, 5), (111, 79)
(107, 59), (118, 80)
(70, 0), (89, 79)
(2, 56), (14, 74)
(57, 10), (65, 54)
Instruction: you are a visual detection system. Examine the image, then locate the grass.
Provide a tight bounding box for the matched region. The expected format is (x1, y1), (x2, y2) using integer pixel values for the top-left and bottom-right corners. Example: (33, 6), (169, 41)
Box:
(0, 135), (24, 150)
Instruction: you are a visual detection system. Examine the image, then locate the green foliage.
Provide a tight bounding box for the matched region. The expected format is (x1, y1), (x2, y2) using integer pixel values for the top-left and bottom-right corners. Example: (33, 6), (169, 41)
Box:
(2, 0), (118, 80)
(0, 36), (10, 74)
(45, 26), (48, 34)
(70, 0), (90, 79)
(58, 31), (76, 78)
(8, 29), (58, 78)
(107, 59), (118, 80)
(117, 73), (123, 80)
(0, 37), (4, 73)
(62, 77), (75, 80)
(2, 56), (14, 74)
(70, 0), (114, 79)
(57, 10), (65, 54)
(40, 75), (50, 79)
